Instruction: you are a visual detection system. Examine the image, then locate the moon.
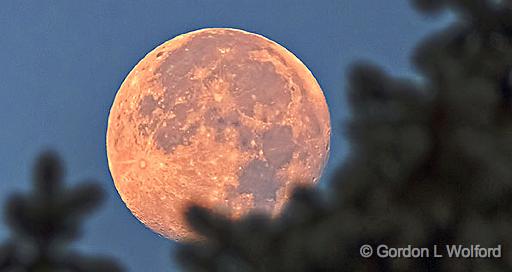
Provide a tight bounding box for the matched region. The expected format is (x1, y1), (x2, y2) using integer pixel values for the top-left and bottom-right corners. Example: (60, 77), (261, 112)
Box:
(107, 28), (330, 240)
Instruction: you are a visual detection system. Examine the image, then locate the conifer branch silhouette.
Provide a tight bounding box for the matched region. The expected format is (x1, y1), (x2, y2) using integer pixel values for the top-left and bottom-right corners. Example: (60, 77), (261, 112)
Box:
(177, 1), (512, 271)
(0, 151), (124, 272)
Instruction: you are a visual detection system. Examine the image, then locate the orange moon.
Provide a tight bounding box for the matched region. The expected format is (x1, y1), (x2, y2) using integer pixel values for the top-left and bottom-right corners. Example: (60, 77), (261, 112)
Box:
(106, 28), (330, 240)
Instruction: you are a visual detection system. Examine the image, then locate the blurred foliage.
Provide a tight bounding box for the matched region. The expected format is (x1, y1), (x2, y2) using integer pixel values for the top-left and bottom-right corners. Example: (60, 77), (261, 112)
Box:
(177, 0), (512, 271)
(0, 152), (124, 272)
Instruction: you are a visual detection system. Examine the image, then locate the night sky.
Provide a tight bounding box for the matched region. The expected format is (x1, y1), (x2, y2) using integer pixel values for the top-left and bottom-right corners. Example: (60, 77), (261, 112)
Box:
(0, 1), (451, 271)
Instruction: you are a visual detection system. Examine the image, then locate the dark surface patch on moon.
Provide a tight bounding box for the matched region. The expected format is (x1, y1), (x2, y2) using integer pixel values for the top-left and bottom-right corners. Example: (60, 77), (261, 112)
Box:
(172, 103), (190, 123)
(204, 108), (262, 147)
(204, 108), (230, 143)
(224, 111), (241, 126)
(238, 125), (259, 151)
(158, 67), (200, 114)
(154, 121), (197, 154)
(139, 95), (158, 117)
(237, 159), (280, 211)
(156, 30), (291, 119)
(262, 125), (295, 168)
(137, 95), (161, 136)
(156, 31), (239, 90)
(204, 108), (228, 129)
(158, 48), (195, 81)
(162, 83), (199, 114)
(231, 60), (290, 117)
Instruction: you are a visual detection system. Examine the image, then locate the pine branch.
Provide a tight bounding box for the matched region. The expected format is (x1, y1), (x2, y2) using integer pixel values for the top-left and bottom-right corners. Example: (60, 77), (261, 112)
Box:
(0, 151), (124, 272)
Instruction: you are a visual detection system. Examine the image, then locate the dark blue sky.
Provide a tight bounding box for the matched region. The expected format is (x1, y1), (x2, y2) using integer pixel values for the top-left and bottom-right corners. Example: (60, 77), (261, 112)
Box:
(0, 1), (451, 271)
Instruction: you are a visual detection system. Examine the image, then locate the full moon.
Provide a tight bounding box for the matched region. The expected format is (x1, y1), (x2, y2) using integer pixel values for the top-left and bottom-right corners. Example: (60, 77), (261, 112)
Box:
(107, 28), (330, 240)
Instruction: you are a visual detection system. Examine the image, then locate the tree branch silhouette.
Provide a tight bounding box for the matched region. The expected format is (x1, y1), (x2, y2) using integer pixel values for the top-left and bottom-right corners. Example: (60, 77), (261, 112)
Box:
(0, 151), (124, 272)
